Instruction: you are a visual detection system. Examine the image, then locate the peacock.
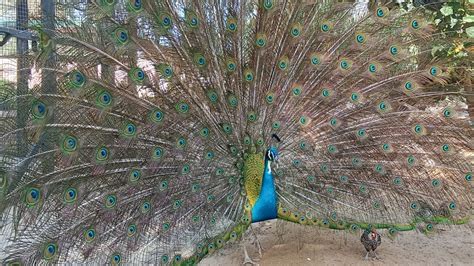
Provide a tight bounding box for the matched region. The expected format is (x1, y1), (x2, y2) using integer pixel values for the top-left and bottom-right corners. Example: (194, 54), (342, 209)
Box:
(0, 0), (472, 265)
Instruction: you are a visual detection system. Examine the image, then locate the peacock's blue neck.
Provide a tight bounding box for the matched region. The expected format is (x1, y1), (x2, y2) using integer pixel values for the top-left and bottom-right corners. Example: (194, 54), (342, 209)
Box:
(251, 156), (278, 222)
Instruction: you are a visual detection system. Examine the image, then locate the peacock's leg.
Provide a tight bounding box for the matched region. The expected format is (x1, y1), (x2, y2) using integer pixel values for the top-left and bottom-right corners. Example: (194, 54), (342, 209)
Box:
(373, 251), (380, 260)
(241, 223), (264, 265)
(242, 244), (259, 265)
(364, 251), (370, 260)
(250, 224), (263, 258)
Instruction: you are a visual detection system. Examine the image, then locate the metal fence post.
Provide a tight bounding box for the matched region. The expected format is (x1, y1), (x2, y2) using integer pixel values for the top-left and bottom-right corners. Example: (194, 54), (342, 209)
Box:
(15, 0), (29, 159)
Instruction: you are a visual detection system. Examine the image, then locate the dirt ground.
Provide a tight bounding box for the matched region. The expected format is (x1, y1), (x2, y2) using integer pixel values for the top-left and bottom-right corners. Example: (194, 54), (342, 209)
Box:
(200, 219), (473, 266)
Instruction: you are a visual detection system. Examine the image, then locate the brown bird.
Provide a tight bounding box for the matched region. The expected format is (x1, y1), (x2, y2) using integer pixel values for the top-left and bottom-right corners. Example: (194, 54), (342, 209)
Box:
(361, 227), (381, 260)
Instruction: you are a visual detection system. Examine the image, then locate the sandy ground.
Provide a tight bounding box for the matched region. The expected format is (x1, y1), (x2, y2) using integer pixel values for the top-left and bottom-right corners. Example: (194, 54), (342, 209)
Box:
(200, 219), (473, 266)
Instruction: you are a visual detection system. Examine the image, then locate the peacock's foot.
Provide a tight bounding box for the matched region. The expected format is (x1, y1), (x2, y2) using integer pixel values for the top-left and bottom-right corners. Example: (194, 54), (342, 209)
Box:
(373, 251), (382, 260)
(243, 245), (260, 265)
(364, 252), (370, 260)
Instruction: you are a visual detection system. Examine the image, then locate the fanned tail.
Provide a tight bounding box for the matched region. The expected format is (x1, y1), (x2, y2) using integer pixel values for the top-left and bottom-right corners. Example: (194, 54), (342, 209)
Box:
(0, 0), (472, 265)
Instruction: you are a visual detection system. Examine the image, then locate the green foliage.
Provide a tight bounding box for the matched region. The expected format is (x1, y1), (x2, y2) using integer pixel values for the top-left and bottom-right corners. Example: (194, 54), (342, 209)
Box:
(434, 1), (474, 38)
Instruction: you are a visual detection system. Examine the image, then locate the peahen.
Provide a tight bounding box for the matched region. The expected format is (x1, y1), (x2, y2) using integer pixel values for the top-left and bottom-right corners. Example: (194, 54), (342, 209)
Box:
(0, 0), (472, 265)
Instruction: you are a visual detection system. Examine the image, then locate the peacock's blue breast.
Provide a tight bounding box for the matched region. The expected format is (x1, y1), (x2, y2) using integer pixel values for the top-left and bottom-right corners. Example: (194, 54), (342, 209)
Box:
(251, 161), (278, 222)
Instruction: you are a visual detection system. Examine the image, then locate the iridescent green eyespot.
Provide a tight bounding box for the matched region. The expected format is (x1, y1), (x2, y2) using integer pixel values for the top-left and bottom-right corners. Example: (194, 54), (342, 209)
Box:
(226, 17), (237, 32)
(127, 0), (142, 12)
(64, 187), (78, 204)
(157, 63), (173, 79)
(111, 253), (122, 265)
(200, 127), (210, 138)
(376, 7), (387, 17)
(448, 201), (456, 210)
(425, 223), (433, 232)
(67, 70), (86, 89)
(157, 12), (173, 29)
(431, 178), (441, 187)
(25, 187), (41, 207)
(441, 144), (450, 153)
(442, 107), (452, 118)
(113, 27), (129, 45)
(193, 53), (207, 67)
(327, 145), (337, 154)
(152, 147), (163, 159)
(381, 143), (392, 152)
(205, 151), (214, 160)
(272, 121), (281, 130)
(263, 0), (274, 10)
(221, 123), (233, 134)
(176, 137), (187, 149)
(129, 169), (141, 183)
(244, 69), (254, 82)
(175, 101), (190, 114)
(393, 177), (402, 186)
(368, 63), (377, 73)
(299, 115), (309, 126)
(356, 128), (366, 138)
(105, 194), (117, 208)
(84, 228), (96, 242)
(352, 157), (362, 167)
(141, 201), (151, 213)
(299, 141), (307, 150)
(129, 67), (145, 84)
(226, 58), (237, 72)
(350, 92), (361, 103)
(173, 199), (183, 209)
(329, 117), (338, 128)
(31, 100), (47, 119)
(292, 85), (302, 96)
(150, 108), (164, 123)
(310, 54), (321, 65)
(321, 23), (331, 32)
(321, 88), (331, 98)
(429, 66), (439, 76)
(377, 101), (390, 113)
(127, 224), (137, 237)
(185, 9), (199, 28)
(227, 94), (238, 107)
(247, 111), (257, 122)
(255, 33), (267, 48)
(61, 135), (78, 153)
(122, 122), (137, 137)
(465, 172), (472, 182)
(96, 146), (109, 161)
(407, 155), (416, 166)
(389, 45), (399, 56)
(182, 164), (190, 174)
(374, 164), (384, 174)
(266, 92), (275, 104)
(160, 180), (168, 191)
(356, 34), (365, 44)
(96, 89), (113, 108)
(278, 56), (289, 70)
(43, 243), (58, 260)
(290, 23), (301, 37)
(340, 59), (351, 70)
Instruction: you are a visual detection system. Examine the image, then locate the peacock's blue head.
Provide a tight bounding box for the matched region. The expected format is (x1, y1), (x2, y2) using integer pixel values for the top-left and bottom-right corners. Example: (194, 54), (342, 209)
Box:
(266, 147), (279, 162)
